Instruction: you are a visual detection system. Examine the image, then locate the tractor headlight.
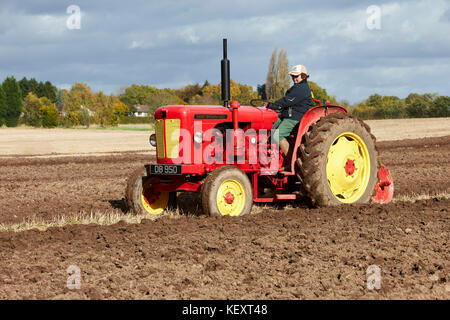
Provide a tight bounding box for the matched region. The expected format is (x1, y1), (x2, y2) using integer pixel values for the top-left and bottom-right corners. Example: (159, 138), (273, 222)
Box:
(149, 134), (157, 147)
(193, 131), (203, 144)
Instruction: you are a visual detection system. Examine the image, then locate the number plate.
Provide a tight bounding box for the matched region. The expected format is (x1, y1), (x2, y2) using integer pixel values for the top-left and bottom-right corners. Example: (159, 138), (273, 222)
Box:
(150, 164), (182, 175)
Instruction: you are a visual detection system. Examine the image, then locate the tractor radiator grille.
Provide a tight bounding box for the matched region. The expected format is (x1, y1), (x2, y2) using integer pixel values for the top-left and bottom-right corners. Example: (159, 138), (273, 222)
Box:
(155, 118), (180, 159)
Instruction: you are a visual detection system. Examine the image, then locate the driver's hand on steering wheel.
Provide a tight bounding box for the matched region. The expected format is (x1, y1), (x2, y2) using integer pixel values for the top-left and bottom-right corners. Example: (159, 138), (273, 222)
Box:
(266, 102), (276, 110)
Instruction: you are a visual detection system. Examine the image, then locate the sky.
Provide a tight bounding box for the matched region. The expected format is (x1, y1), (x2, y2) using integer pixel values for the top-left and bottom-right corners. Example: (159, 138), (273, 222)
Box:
(0, 0), (449, 103)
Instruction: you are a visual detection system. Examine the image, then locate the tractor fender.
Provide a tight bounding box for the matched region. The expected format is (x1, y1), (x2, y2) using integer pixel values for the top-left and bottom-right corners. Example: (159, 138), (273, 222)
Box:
(289, 105), (347, 173)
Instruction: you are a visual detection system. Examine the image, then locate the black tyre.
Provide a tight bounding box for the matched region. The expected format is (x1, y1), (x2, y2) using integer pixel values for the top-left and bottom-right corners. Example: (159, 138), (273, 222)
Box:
(201, 166), (253, 216)
(125, 166), (176, 215)
(296, 113), (378, 206)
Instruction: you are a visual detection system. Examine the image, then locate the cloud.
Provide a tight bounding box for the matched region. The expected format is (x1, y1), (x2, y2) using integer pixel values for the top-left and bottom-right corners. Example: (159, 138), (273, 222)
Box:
(0, 0), (448, 103)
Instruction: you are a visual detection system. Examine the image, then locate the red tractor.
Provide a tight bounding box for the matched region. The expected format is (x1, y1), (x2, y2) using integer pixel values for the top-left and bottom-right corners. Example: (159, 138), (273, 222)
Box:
(126, 39), (394, 217)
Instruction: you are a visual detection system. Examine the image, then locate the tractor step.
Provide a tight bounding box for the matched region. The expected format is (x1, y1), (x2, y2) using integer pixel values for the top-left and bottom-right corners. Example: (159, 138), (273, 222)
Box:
(275, 194), (296, 200)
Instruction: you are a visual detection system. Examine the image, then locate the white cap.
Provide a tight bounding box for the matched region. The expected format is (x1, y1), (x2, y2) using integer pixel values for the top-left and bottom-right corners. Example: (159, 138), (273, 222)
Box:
(289, 65), (308, 76)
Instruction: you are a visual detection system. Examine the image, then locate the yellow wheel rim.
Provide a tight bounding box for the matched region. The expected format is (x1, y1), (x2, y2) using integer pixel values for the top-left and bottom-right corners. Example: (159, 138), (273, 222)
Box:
(141, 179), (169, 215)
(326, 132), (371, 203)
(216, 179), (246, 216)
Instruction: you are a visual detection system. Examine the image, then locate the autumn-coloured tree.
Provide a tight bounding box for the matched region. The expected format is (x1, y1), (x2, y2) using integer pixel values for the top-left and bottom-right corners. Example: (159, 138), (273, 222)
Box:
(190, 94), (220, 105)
(93, 92), (116, 127)
(22, 92), (43, 126)
(265, 48), (277, 100)
(22, 93), (59, 127)
(113, 102), (130, 123)
(62, 82), (96, 126)
(39, 97), (59, 128)
(277, 49), (290, 98)
(175, 84), (202, 103)
(201, 80), (260, 106)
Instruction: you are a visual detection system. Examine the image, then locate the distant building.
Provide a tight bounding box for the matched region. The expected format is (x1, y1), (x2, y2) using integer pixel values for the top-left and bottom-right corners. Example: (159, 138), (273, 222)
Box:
(134, 104), (150, 117)
(80, 105), (94, 116)
(57, 104), (94, 117)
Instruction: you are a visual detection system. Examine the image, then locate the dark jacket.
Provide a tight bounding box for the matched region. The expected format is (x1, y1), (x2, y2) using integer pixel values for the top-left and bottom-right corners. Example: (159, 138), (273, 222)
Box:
(268, 80), (312, 121)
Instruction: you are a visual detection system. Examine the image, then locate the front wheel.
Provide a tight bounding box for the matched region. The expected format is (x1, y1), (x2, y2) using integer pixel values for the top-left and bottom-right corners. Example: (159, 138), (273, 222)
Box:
(126, 166), (176, 215)
(201, 166), (253, 216)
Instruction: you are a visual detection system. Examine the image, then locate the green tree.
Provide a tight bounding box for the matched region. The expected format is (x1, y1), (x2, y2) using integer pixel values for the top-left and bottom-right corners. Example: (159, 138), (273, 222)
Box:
(19, 77), (31, 99)
(352, 94), (408, 119)
(201, 80), (210, 89)
(56, 89), (65, 109)
(0, 86), (6, 126)
(146, 89), (186, 121)
(352, 104), (377, 119)
(35, 81), (46, 98)
(2, 76), (23, 127)
(257, 84), (266, 100)
(429, 96), (449, 117)
(43, 81), (57, 103)
(374, 96), (406, 119)
(28, 78), (39, 96)
(406, 100), (426, 118)
(119, 84), (158, 113)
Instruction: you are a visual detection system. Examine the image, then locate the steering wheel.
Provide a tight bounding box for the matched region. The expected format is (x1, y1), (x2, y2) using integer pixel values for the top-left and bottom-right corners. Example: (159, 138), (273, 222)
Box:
(250, 99), (268, 108)
(250, 99), (283, 114)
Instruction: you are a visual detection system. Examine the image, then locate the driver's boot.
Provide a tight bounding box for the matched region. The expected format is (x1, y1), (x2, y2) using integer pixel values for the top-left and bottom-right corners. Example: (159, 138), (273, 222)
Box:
(279, 138), (292, 171)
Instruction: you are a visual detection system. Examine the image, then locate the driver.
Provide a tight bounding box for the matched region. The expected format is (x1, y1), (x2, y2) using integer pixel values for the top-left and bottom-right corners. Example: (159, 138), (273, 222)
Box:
(266, 64), (312, 169)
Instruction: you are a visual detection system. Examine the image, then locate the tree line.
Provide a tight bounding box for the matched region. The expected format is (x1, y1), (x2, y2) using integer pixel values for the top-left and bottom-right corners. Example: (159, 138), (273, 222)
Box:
(0, 51), (448, 128)
(351, 93), (449, 119)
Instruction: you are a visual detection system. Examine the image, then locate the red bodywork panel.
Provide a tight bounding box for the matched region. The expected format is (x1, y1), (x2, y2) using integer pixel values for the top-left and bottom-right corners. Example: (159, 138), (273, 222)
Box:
(287, 104), (347, 174)
(154, 105), (278, 169)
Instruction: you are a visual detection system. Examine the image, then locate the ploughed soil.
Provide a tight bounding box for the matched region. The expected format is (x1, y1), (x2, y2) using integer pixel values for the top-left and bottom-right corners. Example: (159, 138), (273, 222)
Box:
(0, 136), (448, 299)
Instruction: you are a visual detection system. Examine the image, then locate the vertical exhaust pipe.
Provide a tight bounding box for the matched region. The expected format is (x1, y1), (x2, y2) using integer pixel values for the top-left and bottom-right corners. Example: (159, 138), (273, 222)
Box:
(221, 38), (230, 108)
(220, 39), (242, 158)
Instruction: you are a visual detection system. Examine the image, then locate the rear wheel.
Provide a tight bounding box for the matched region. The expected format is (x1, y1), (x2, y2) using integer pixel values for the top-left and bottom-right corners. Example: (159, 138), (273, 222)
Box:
(201, 166), (253, 216)
(296, 113), (378, 206)
(126, 166), (176, 215)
